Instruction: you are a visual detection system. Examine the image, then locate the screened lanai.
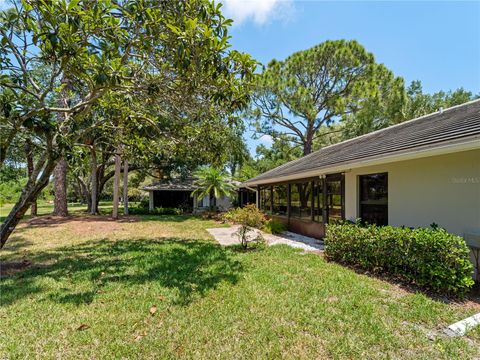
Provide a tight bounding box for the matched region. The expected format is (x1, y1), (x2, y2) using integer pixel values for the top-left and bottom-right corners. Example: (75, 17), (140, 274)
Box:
(257, 173), (345, 238)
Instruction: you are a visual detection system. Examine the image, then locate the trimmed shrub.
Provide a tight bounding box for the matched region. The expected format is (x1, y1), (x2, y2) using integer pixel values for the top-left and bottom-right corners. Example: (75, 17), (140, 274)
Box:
(325, 223), (474, 295)
(224, 205), (267, 249)
(263, 219), (287, 234)
(129, 207), (182, 216)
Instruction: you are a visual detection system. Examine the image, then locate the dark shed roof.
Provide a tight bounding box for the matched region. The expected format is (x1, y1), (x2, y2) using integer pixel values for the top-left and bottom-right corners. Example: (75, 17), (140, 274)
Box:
(144, 178), (198, 191)
(245, 100), (480, 185)
(144, 178), (242, 191)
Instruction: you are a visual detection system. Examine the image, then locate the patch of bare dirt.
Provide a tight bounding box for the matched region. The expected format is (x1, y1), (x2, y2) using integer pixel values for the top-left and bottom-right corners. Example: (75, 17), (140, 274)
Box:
(21, 215), (141, 236)
(68, 218), (124, 236)
(0, 259), (31, 277)
(25, 215), (139, 227)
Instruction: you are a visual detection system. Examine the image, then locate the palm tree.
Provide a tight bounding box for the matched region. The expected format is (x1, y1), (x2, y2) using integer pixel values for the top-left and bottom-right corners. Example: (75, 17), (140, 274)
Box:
(191, 167), (236, 211)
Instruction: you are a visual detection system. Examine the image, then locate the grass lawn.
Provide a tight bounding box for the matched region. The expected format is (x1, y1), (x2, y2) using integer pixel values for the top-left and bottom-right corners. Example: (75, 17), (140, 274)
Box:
(1, 204), (480, 359)
(0, 201), (130, 222)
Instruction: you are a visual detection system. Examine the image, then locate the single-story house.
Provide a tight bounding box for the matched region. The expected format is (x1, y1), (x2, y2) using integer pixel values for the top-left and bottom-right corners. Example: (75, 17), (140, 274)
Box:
(143, 177), (240, 212)
(243, 100), (480, 242)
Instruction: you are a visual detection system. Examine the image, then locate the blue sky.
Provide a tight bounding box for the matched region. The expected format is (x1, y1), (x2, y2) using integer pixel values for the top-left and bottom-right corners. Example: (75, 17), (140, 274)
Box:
(1, 0), (478, 156)
(221, 0), (480, 154)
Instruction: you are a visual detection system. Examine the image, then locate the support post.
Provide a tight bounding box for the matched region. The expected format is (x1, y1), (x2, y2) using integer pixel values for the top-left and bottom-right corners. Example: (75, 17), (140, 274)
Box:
(149, 191), (154, 211)
(322, 176), (328, 224)
(112, 149), (121, 219)
(123, 159), (129, 216)
(341, 173), (346, 220)
(287, 183), (291, 223)
(311, 180), (315, 221)
(270, 186), (274, 215)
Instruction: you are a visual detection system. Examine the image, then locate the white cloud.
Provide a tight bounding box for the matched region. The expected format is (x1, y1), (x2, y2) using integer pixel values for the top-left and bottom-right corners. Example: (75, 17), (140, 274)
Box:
(221, 0), (294, 26)
(258, 134), (273, 145)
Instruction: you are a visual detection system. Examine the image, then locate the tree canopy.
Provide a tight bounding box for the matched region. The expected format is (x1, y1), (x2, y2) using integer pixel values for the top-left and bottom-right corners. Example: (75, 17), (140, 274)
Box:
(342, 80), (478, 138)
(0, 0), (256, 247)
(250, 40), (405, 155)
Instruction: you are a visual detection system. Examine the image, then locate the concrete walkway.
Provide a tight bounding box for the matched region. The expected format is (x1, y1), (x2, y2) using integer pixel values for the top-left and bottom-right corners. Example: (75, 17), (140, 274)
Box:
(207, 225), (324, 252)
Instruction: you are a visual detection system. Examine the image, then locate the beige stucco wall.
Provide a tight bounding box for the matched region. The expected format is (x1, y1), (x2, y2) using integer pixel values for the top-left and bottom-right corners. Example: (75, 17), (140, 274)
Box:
(343, 149), (480, 237)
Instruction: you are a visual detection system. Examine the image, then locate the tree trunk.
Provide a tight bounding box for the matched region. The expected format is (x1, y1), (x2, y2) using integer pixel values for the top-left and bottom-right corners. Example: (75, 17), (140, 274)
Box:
(86, 193), (92, 212)
(52, 75), (71, 217)
(303, 128), (314, 155)
(24, 139), (37, 216)
(211, 190), (217, 211)
(94, 161), (136, 215)
(90, 144), (98, 215)
(111, 148), (121, 219)
(123, 159), (129, 216)
(0, 156), (57, 248)
(53, 158), (68, 216)
(73, 176), (89, 207)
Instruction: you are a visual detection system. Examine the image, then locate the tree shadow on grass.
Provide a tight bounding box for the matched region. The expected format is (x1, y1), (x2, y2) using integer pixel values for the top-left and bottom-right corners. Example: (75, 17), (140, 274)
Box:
(0, 238), (243, 307)
(0, 213), (195, 231)
(0, 236), (35, 252)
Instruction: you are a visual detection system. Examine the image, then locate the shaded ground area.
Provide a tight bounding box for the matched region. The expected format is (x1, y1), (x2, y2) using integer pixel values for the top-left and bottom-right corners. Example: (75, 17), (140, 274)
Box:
(207, 225), (324, 251)
(24, 215), (131, 235)
(1, 238), (242, 307)
(1, 212), (480, 359)
(0, 201), (107, 223)
(0, 259), (31, 277)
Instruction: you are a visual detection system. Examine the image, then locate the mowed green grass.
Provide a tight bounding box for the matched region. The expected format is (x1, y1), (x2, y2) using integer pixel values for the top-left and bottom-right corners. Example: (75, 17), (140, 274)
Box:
(1, 206), (479, 359)
(0, 201), (129, 222)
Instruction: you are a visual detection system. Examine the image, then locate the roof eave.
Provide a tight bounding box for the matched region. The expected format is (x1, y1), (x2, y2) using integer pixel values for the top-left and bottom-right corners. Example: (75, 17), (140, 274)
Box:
(143, 188), (196, 191)
(244, 135), (480, 186)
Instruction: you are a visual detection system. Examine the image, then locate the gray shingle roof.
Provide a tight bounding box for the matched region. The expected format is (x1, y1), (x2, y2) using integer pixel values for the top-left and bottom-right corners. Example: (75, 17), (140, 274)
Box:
(245, 99), (480, 185)
(144, 178), (242, 191)
(143, 178), (198, 191)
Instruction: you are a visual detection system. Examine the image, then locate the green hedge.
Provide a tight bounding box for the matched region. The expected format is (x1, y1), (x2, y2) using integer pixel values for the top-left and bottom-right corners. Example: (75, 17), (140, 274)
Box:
(263, 219), (287, 234)
(325, 223), (474, 295)
(128, 207), (182, 216)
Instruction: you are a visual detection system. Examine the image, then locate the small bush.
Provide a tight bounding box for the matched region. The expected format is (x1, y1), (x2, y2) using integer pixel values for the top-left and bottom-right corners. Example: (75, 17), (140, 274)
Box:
(224, 205), (267, 249)
(325, 223), (474, 295)
(263, 219), (287, 234)
(138, 198), (150, 209)
(222, 209), (236, 223)
(201, 211), (224, 221)
(129, 207), (182, 216)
